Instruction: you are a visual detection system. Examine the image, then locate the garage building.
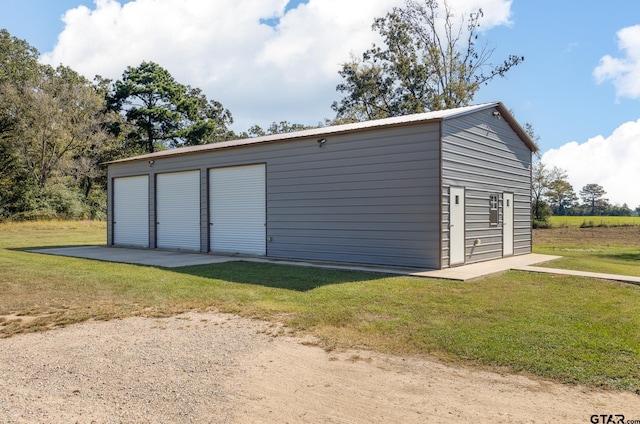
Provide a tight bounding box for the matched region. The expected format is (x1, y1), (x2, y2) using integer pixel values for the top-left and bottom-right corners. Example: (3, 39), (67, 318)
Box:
(106, 102), (536, 269)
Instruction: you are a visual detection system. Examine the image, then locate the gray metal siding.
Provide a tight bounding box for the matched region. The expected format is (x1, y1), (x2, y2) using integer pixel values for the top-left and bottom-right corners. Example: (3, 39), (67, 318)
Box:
(268, 125), (442, 268)
(107, 124), (442, 268)
(441, 107), (532, 267)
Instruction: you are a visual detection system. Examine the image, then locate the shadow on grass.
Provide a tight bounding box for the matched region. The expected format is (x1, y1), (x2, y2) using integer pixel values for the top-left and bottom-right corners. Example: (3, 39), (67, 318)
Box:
(172, 261), (389, 292)
(598, 252), (640, 262)
(14, 246), (392, 292)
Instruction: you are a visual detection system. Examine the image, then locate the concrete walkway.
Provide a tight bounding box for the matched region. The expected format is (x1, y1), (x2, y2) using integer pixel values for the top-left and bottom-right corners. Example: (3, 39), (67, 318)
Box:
(410, 253), (562, 281)
(514, 265), (640, 285)
(30, 246), (640, 284)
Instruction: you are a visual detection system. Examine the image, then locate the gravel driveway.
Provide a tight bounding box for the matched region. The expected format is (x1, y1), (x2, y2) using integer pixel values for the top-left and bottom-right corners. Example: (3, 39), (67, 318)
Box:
(1, 312), (638, 423)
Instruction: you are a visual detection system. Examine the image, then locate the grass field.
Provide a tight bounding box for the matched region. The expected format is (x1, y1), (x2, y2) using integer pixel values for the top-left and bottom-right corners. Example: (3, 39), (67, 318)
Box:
(548, 215), (640, 228)
(533, 226), (640, 277)
(1, 220), (639, 392)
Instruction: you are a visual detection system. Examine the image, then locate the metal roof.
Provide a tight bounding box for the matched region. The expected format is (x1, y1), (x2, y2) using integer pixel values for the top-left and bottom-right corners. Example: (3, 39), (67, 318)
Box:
(105, 102), (536, 165)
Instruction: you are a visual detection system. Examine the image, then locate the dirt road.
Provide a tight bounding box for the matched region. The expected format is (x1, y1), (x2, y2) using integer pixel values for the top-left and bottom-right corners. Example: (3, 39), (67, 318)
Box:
(1, 312), (638, 423)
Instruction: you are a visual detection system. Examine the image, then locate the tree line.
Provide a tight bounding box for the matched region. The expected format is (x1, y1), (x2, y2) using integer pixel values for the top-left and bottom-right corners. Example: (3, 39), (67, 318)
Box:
(2, 0), (527, 221)
(532, 160), (638, 225)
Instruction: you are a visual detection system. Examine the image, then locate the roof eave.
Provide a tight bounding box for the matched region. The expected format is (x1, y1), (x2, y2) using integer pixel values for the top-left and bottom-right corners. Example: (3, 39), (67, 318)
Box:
(494, 102), (538, 153)
(104, 102), (536, 165)
(103, 115), (447, 165)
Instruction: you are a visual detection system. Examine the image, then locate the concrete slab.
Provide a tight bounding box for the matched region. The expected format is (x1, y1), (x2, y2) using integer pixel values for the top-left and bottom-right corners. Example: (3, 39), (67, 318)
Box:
(32, 246), (243, 268)
(31, 246), (563, 281)
(30, 246), (421, 273)
(27, 247), (640, 285)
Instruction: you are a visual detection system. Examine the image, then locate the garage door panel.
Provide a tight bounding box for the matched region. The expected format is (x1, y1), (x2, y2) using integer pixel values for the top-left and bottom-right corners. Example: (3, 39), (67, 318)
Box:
(113, 175), (149, 247)
(212, 228), (265, 243)
(156, 170), (201, 251)
(209, 164), (265, 255)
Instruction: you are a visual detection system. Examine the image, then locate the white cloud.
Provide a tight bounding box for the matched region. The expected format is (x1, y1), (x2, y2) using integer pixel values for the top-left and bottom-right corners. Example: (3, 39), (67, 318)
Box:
(41, 0), (513, 132)
(447, 0), (512, 29)
(542, 119), (640, 208)
(594, 24), (640, 99)
(564, 42), (579, 53)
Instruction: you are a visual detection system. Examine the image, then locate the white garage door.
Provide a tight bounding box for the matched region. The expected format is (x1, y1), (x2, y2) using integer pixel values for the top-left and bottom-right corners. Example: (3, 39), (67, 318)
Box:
(156, 170), (201, 251)
(209, 164), (266, 255)
(113, 175), (149, 247)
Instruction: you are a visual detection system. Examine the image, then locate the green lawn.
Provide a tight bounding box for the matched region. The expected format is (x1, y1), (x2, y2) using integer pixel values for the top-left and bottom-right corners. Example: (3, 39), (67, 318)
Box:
(533, 226), (640, 277)
(534, 246), (640, 277)
(1, 220), (639, 392)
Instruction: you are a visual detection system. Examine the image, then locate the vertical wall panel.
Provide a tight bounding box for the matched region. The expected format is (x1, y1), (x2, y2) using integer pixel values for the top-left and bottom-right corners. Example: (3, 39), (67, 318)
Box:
(441, 107), (532, 266)
(264, 125), (442, 268)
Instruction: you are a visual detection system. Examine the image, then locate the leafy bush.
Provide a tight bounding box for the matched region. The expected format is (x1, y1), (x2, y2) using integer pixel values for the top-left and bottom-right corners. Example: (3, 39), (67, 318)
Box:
(86, 188), (107, 221)
(43, 178), (90, 219)
(6, 178), (108, 222)
(532, 219), (552, 229)
(13, 178), (89, 220)
(580, 220), (612, 228)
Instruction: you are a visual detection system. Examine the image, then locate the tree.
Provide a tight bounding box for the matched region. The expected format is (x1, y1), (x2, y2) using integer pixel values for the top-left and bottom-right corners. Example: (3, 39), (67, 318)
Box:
(606, 203), (632, 217)
(531, 160), (576, 221)
(523, 122), (541, 154)
(0, 29), (41, 157)
(1, 29), (115, 219)
(579, 183), (608, 216)
(2, 65), (114, 220)
(526, 122), (547, 222)
(531, 160), (551, 221)
(0, 29), (41, 85)
(181, 87), (236, 144)
(332, 0), (524, 121)
(546, 176), (577, 216)
(0, 136), (35, 217)
(246, 121), (316, 137)
(0, 31), (44, 218)
(107, 61), (234, 153)
(2, 65), (109, 188)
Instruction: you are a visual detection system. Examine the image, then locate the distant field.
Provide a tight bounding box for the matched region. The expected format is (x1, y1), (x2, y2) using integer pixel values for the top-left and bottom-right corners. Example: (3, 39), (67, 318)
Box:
(533, 226), (640, 277)
(548, 215), (640, 228)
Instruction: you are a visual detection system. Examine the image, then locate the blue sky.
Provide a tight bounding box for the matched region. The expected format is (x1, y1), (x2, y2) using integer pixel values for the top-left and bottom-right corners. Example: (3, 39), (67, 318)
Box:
(1, 0), (639, 206)
(473, 1), (640, 152)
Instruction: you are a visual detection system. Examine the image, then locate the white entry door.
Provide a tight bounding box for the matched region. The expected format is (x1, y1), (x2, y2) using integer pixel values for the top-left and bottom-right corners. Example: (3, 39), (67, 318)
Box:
(209, 164), (266, 255)
(503, 192), (514, 256)
(113, 175), (149, 247)
(449, 187), (465, 266)
(156, 170), (201, 251)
